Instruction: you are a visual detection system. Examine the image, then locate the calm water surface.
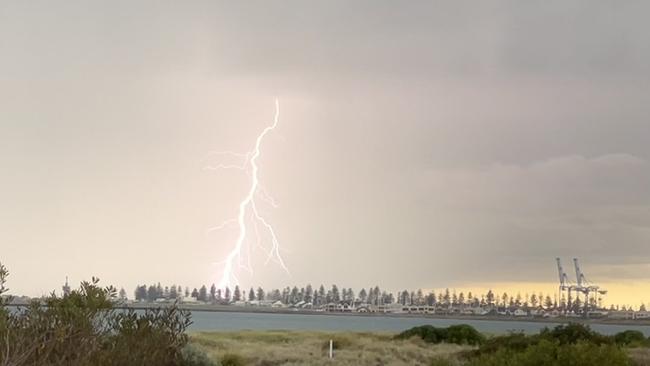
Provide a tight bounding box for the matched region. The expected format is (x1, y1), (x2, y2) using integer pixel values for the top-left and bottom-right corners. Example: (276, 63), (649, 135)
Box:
(188, 311), (650, 336)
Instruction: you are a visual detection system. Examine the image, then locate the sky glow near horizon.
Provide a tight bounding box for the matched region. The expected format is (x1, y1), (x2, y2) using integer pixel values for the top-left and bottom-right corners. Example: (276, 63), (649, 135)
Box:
(2, 1), (650, 306)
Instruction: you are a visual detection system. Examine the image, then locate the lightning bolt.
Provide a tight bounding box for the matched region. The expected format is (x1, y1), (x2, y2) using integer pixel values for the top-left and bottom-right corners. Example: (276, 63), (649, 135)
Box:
(206, 99), (289, 289)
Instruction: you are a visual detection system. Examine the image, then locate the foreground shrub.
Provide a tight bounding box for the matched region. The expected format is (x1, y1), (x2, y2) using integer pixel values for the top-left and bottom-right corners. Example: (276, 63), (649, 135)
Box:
(469, 339), (557, 366)
(475, 332), (537, 355)
(539, 322), (612, 346)
(466, 323), (635, 365)
(220, 353), (246, 366)
(180, 344), (219, 366)
(469, 339), (630, 366)
(0, 262), (192, 366)
(445, 324), (485, 345)
(614, 330), (647, 347)
(396, 325), (447, 343)
(476, 322), (617, 358)
(396, 324), (484, 345)
(557, 341), (630, 365)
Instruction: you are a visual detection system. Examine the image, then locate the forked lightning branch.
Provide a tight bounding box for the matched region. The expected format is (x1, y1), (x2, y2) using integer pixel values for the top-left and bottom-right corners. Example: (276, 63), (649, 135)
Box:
(205, 99), (289, 289)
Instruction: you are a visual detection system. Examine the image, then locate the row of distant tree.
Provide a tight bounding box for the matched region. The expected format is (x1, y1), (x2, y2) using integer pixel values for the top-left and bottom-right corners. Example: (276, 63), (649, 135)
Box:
(118, 283), (647, 311)
(131, 283), (615, 310)
(133, 283), (377, 306)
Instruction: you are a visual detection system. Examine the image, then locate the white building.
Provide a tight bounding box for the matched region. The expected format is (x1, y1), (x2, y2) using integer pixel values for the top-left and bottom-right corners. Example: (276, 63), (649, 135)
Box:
(181, 296), (197, 303)
(608, 310), (635, 320)
(634, 311), (650, 320)
(513, 309), (528, 317)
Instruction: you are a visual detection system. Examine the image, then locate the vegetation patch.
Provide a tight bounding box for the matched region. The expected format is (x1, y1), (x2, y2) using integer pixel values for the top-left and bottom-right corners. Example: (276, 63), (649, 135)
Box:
(467, 323), (645, 366)
(181, 344), (219, 366)
(614, 330), (648, 347)
(3, 259), (650, 366)
(220, 353), (247, 366)
(467, 339), (630, 366)
(192, 330), (470, 366)
(0, 262), (203, 366)
(396, 324), (485, 345)
(395, 322), (649, 365)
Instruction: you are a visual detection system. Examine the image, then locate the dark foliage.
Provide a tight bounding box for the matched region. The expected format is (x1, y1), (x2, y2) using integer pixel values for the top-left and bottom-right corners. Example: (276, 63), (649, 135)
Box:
(613, 330), (647, 347)
(220, 353), (246, 366)
(539, 322), (612, 346)
(468, 339), (630, 366)
(467, 323), (634, 365)
(476, 332), (537, 355)
(396, 324), (485, 345)
(0, 262), (203, 366)
(476, 322), (616, 358)
(445, 325), (486, 346)
(180, 344), (219, 366)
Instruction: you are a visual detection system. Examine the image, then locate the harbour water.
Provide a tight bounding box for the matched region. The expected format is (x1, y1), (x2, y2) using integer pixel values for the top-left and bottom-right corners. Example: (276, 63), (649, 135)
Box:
(188, 311), (650, 336)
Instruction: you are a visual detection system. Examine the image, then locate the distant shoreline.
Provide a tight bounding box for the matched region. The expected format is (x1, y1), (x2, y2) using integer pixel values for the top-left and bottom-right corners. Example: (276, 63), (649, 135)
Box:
(119, 303), (650, 327)
(9, 301), (649, 327)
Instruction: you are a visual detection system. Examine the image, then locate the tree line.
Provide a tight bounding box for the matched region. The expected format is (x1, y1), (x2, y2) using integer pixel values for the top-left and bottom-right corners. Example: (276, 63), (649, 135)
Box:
(131, 283), (589, 310)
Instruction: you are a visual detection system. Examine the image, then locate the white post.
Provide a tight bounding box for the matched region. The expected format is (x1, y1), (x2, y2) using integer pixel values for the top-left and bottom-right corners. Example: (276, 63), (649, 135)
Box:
(329, 339), (333, 359)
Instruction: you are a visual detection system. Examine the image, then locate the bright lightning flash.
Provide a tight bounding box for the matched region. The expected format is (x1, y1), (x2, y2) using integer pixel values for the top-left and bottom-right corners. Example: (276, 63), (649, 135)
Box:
(206, 99), (289, 289)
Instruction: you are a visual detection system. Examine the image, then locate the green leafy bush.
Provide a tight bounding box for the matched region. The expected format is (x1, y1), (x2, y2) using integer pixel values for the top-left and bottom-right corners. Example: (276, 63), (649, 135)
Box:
(467, 323), (635, 366)
(396, 325), (447, 343)
(396, 324), (484, 345)
(476, 323), (616, 358)
(445, 324), (486, 345)
(469, 339), (630, 366)
(220, 353), (246, 366)
(0, 262), (192, 366)
(180, 343), (219, 366)
(475, 332), (537, 355)
(539, 323), (612, 346)
(614, 330), (647, 347)
(468, 339), (558, 366)
(557, 341), (630, 365)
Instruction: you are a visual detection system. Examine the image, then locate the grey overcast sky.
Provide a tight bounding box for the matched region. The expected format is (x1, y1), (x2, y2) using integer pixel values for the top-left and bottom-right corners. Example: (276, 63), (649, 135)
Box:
(2, 1), (650, 301)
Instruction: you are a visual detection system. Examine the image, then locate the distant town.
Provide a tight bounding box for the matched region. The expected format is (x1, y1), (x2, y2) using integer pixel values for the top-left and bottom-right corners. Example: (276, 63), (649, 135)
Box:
(6, 280), (648, 322)
(130, 257), (650, 321)
(7, 259), (646, 322)
(156, 285), (650, 319)
(19, 276), (634, 322)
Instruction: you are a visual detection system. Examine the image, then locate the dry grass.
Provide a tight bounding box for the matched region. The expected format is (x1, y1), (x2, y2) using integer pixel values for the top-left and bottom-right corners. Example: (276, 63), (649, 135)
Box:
(190, 330), (471, 366)
(630, 348), (650, 366)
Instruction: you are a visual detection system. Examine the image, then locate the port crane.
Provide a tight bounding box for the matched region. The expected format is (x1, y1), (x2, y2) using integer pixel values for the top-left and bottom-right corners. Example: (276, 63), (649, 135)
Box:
(556, 257), (576, 312)
(572, 258), (607, 311)
(555, 257), (607, 315)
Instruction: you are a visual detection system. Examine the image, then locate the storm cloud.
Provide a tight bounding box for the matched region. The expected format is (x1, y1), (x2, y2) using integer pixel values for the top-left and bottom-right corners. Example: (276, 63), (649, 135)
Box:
(1, 1), (650, 298)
